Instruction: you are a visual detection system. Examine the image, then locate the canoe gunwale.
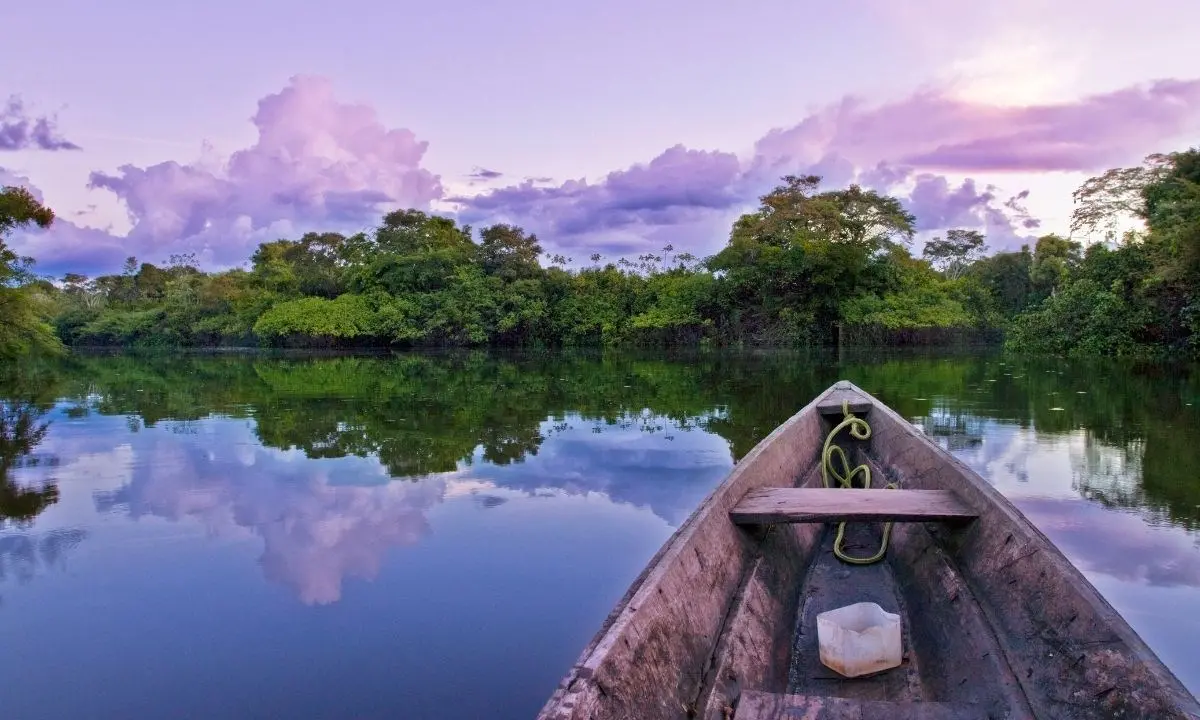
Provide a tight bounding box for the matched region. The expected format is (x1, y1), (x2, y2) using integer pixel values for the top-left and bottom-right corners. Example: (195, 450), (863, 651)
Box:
(535, 382), (846, 719)
(856, 381), (1200, 719)
(536, 380), (1200, 720)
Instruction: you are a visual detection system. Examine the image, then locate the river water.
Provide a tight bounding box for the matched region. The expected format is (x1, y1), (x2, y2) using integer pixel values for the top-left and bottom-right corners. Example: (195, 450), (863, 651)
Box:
(1, 350), (1197, 718)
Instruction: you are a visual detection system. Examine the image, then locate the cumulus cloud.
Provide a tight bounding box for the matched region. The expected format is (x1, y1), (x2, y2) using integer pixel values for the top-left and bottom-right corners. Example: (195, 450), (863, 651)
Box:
(0, 167), (125, 275)
(72, 75), (443, 270)
(455, 144), (746, 238)
(857, 166), (1042, 248)
(0, 166), (42, 201)
(17, 76), (1200, 271)
(753, 79), (1200, 174)
(458, 79), (1200, 255)
(0, 96), (81, 151)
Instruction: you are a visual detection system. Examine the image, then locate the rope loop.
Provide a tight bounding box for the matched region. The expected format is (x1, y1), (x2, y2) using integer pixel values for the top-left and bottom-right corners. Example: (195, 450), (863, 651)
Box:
(820, 399), (897, 564)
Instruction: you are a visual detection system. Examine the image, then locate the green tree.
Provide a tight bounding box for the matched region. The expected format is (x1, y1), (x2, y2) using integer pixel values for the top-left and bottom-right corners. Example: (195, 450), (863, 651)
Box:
(1029, 234), (1081, 299)
(348, 210), (475, 295)
(1070, 153), (1173, 242)
(966, 248), (1034, 318)
(922, 229), (987, 278)
(708, 175), (916, 344)
(478, 224), (543, 280)
(251, 232), (351, 298)
(1006, 279), (1151, 356)
(0, 186), (63, 358)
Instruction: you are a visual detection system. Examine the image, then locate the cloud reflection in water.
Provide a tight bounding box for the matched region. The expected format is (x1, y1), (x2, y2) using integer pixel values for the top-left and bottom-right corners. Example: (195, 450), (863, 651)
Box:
(93, 434), (446, 605)
(86, 412), (729, 605)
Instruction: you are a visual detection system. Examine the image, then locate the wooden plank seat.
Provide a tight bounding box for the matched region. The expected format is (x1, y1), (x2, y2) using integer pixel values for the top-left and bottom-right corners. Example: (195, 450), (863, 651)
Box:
(735, 691), (988, 719)
(816, 388), (873, 417)
(538, 381), (1200, 720)
(729, 488), (978, 526)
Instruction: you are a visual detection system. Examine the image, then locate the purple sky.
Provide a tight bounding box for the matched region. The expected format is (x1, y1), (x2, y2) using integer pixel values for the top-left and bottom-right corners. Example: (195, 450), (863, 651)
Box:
(3, 0), (1200, 275)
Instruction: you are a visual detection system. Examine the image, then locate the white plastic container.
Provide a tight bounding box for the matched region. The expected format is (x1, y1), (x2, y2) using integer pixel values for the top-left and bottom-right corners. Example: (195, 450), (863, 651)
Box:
(816, 602), (902, 678)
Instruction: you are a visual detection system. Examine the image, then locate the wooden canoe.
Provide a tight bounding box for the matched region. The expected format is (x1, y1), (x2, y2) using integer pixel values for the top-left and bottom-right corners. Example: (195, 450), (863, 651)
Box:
(537, 381), (1200, 720)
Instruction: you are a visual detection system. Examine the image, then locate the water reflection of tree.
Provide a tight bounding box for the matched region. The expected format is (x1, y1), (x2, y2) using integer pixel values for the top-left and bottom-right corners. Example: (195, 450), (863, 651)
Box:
(1139, 427), (1200, 531)
(1, 400), (60, 528)
(1071, 435), (1148, 517)
(914, 406), (987, 453)
(0, 387), (81, 598)
(30, 350), (1200, 532)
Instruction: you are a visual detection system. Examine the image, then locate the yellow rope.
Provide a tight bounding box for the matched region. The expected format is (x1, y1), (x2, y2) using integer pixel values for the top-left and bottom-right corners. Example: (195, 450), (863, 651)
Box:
(820, 399), (897, 564)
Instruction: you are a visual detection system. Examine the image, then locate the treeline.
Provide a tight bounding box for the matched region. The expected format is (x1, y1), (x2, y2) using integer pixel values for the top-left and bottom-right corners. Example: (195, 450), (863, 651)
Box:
(1, 146), (1198, 356)
(1007, 149), (1200, 355)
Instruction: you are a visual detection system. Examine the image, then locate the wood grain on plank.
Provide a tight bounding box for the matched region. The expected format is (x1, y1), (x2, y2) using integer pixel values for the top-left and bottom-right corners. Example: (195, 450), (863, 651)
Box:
(730, 488), (977, 525)
(735, 691), (989, 719)
(816, 387), (873, 417)
(536, 383), (841, 720)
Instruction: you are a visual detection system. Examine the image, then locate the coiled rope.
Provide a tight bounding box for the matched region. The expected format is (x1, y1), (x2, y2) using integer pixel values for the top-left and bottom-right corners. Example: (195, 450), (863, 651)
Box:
(820, 399), (897, 564)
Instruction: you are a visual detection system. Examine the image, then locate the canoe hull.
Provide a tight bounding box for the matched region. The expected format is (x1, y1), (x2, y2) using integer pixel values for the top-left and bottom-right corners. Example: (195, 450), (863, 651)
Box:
(537, 381), (1200, 720)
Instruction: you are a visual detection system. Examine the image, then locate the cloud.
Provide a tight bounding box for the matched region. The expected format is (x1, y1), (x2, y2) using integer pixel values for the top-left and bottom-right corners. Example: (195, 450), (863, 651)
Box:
(855, 162), (1039, 247)
(18, 76), (1200, 271)
(899, 80), (1200, 171)
(458, 78), (1200, 256)
(0, 96), (81, 151)
(0, 166), (43, 201)
(74, 75), (442, 271)
(467, 167), (503, 182)
(0, 167), (125, 276)
(454, 144), (746, 245)
(754, 79), (1200, 174)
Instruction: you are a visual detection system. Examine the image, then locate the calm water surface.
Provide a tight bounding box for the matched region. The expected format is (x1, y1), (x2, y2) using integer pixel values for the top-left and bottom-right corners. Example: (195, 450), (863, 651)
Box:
(2, 351), (1199, 718)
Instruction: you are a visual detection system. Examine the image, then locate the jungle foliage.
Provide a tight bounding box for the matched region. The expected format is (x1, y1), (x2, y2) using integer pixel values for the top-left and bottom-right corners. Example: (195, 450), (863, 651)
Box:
(2, 148), (1198, 356)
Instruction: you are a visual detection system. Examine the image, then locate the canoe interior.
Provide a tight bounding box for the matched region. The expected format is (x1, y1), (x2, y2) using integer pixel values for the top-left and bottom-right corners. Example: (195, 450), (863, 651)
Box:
(537, 381), (1200, 720)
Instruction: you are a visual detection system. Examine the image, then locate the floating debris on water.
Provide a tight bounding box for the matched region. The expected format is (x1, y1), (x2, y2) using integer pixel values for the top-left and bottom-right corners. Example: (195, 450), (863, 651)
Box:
(1050, 407), (1065, 411)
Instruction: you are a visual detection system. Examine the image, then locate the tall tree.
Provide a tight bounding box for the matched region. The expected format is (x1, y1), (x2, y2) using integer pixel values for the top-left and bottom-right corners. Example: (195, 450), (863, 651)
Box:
(349, 211), (476, 295)
(735, 175), (915, 251)
(709, 175), (916, 344)
(1071, 155), (1169, 240)
(478, 224), (543, 280)
(966, 248), (1034, 317)
(1030, 234), (1081, 299)
(0, 186), (62, 358)
(251, 232), (350, 298)
(923, 229), (987, 278)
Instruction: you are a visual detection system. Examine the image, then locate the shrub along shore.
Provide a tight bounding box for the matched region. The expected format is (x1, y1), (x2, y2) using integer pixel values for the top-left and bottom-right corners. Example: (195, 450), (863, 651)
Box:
(2, 148), (1198, 358)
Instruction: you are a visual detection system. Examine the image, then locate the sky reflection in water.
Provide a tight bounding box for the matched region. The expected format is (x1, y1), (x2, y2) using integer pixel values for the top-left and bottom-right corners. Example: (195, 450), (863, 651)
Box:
(1, 352), (1198, 718)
